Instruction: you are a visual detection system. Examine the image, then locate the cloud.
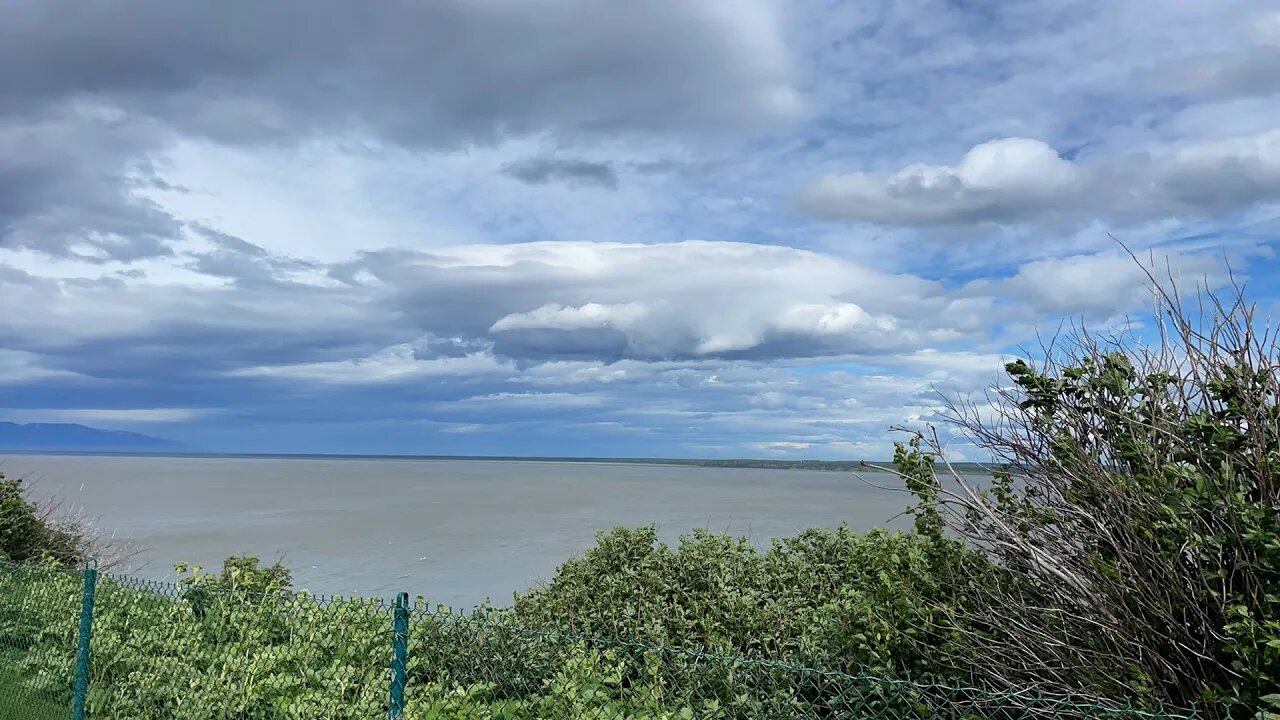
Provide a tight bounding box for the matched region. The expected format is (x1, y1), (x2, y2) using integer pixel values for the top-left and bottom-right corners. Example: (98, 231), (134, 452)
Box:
(0, 351), (86, 384)
(0, 240), (985, 425)
(1168, 45), (1280, 101)
(750, 441), (813, 453)
(7, 238), (1241, 400)
(502, 158), (619, 190)
(0, 0), (800, 261)
(1, 228), (1074, 457)
(186, 226), (319, 284)
(804, 138), (1084, 226)
(446, 392), (608, 411)
(234, 343), (510, 384)
(1155, 131), (1280, 216)
(1, 1), (800, 145)
(3, 0), (1278, 458)
(984, 249), (1235, 319)
(802, 130), (1280, 230)
(491, 302), (650, 332)
(0, 107), (180, 261)
(1161, 10), (1280, 101)
(345, 241), (960, 362)
(0, 407), (213, 424)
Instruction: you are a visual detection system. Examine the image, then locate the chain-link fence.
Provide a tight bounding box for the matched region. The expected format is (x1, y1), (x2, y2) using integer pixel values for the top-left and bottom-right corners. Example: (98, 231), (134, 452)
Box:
(0, 561), (87, 720)
(399, 607), (1220, 720)
(0, 560), (1230, 720)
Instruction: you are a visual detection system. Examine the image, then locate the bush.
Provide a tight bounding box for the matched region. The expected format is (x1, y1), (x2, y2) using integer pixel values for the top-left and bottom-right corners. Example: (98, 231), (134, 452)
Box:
(0, 565), (743, 719)
(894, 283), (1280, 712)
(0, 473), (87, 566)
(514, 525), (980, 680)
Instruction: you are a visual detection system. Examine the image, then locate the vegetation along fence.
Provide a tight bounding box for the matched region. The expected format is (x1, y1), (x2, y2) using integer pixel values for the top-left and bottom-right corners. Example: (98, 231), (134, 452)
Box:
(0, 559), (1224, 720)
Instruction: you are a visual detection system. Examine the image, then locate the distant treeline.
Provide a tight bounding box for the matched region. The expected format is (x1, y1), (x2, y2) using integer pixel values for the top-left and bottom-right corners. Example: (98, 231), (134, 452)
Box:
(499, 456), (998, 473)
(20, 450), (994, 474)
(687, 458), (995, 473)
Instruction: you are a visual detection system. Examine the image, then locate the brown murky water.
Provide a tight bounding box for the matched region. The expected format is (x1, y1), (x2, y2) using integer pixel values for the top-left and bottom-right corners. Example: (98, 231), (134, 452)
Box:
(2, 454), (910, 607)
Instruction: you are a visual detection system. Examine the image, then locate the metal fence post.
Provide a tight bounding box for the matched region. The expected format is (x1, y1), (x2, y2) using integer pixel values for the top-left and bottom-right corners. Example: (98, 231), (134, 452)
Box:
(389, 591), (409, 720)
(71, 559), (98, 720)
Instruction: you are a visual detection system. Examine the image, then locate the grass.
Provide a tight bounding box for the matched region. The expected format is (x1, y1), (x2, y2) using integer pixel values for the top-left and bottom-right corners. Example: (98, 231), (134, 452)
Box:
(0, 661), (70, 720)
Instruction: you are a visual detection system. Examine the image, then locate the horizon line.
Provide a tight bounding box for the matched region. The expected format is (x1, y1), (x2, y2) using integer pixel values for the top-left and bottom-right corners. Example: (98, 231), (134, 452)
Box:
(0, 449), (909, 466)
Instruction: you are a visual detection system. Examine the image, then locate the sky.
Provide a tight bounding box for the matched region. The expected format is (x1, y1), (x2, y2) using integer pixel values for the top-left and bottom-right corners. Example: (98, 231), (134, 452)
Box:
(1, 0), (1279, 458)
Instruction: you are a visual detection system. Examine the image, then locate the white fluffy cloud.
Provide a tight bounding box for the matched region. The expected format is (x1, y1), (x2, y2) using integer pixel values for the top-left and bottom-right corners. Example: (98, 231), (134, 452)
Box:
(18, 239), (972, 390)
(804, 138), (1084, 226)
(803, 130), (1280, 230)
(997, 251), (1229, 317)
(352, 240), (961, 362)
(491, 303), (651, 333)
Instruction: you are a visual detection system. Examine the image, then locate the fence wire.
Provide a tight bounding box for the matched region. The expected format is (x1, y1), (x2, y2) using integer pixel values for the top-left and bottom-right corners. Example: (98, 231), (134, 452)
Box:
(0, 560), (1226, 720)
(92, 573), (394, 719)
(0, 561), (84, 720)
(400, 606), (1210, 720)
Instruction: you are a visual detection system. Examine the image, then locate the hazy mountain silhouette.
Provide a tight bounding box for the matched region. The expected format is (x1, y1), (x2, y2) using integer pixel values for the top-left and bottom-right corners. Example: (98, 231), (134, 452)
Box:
(0, 422), (181, 452)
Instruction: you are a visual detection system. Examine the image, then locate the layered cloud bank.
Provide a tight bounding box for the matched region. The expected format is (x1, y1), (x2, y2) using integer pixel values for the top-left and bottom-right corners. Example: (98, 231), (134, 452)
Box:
(804, 133), (1280, 229)
(1, 0), (1277, 456)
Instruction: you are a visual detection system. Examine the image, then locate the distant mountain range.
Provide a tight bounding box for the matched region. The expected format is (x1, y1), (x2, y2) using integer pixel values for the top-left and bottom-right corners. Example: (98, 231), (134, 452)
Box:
(0, 422), (181, 452)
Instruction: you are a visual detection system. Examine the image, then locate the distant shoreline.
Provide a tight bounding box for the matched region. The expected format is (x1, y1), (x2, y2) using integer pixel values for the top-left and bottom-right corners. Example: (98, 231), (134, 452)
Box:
(0, 449), (995, 473)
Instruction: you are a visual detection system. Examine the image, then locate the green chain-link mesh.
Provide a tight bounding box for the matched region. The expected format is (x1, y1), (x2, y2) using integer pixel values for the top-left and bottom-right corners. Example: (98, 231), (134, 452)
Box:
(399, 606), (1218, 720)
(0, 561), (84, 720)
(0, 559), (1231, 720)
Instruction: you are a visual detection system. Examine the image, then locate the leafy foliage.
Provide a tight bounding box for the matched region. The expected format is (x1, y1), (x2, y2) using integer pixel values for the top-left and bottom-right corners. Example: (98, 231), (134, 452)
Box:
(896, 284), (1280, 713)
(2, 560), (1153, 720)
(514, 525), (978, 680)
(176, 555), (293, 593)
(0, 473), (85, 566)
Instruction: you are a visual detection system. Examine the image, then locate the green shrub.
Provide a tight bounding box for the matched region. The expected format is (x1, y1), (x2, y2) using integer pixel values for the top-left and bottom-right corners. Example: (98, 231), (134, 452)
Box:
(0, 565), (742, 719)
(177, 555), (293, 593)
(514, 524), (981, 679)
(0, 473), (85, 566)
(898, 285), (1280, 712)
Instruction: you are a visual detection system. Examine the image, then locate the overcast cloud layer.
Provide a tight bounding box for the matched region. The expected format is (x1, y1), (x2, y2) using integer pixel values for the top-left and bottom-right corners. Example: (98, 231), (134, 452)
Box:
(1, 0), (1278, 458)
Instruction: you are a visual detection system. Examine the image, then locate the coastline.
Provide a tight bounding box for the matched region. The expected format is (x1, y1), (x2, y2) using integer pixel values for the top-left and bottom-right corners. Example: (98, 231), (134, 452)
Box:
(0, 449), (994, 473)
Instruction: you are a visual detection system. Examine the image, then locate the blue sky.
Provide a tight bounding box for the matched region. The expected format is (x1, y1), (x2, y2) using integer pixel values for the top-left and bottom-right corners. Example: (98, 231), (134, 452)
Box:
(1, 0), (1278, 458)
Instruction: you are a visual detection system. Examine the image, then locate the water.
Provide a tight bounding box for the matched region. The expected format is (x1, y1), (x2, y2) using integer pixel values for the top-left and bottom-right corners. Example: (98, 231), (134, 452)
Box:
(1, 454), (911, 607)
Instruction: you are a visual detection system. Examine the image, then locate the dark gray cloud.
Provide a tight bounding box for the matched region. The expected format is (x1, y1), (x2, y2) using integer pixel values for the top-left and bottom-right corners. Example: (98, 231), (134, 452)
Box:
(0, 238), (989, 456)
(0, 262), (397, 384)
(0, 0), (797, 259)
(0, 241), (968, 385)
(186, 226), (320, 285)
(502, 158), (619, 190)
(195, 226), (268, 257)
(1165, 45), (1280, 102)
(305, 241), (965, 366)
(0, 1), (797, 144)
(0, 109), (179, 261)
(631, 160), (684, 175)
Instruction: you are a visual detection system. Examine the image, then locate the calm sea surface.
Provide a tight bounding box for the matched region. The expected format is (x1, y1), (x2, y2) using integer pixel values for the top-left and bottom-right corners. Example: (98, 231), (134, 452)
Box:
(0, 454), (910, 607)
